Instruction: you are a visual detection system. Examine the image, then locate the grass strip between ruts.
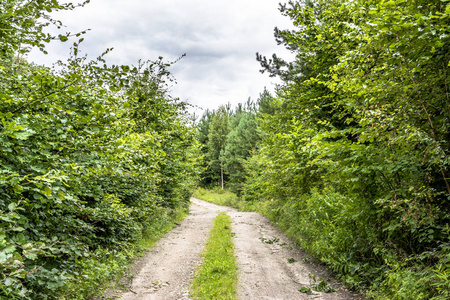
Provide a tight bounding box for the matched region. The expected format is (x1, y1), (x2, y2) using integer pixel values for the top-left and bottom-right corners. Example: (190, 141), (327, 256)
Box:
(190, 213), (237, 300)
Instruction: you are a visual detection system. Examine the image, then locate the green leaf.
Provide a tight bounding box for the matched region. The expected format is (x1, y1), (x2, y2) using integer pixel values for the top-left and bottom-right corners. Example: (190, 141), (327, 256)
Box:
(4, 278), (14, 286)
(57, 191), (65, 201)
(12, 130), (34, 140)
(23, 250), (38, 260)
(3, 245), (16, 254)
(8, 203), (17, 211)
(43, 186), (52, 197)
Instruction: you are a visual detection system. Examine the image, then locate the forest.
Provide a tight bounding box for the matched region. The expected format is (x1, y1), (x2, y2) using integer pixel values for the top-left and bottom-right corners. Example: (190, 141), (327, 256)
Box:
(197, 0), (450, 299)
(1, 0), (450, 299)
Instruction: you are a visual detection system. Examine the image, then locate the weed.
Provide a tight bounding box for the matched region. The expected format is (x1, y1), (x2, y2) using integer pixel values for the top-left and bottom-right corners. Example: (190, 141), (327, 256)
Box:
(259, 237), (280, 244)
(299, 286), (315, 295)
(309, 274), (337, 293)
(302, 256), (311, 263)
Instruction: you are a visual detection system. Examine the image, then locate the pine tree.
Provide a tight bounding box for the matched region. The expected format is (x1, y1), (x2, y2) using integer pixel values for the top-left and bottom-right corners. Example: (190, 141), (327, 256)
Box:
(206, 106), (230, 188)
(224, 107), (259, 194)
(196, 109), (215, 186)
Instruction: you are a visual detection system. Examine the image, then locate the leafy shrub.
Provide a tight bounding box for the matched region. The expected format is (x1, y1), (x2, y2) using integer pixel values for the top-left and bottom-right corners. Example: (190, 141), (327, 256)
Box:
(240, 0), (450, 298)
(0, 2), (200, 299)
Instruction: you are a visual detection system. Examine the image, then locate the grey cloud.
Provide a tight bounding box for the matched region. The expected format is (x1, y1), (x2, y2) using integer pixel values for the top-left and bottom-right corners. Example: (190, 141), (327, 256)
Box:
(28, 0), (293, 114)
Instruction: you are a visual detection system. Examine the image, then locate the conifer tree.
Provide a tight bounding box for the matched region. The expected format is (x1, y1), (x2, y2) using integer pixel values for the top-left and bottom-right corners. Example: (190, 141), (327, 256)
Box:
(206, 106), (230, 188)
(224, 106), (259, 194)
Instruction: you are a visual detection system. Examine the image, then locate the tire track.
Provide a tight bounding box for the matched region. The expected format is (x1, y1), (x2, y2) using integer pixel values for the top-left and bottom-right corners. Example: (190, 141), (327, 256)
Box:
(109, 198), (359, 300)
(118, 198), (232, 299)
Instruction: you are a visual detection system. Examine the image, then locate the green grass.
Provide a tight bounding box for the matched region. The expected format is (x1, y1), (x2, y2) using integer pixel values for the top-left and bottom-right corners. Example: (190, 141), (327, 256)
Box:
(193, 187), (253, 211)
(190, 213), (237, 300)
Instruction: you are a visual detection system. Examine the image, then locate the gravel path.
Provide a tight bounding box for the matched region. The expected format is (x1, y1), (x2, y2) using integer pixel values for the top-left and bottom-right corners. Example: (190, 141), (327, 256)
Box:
(229, 210), (357, 299)
(110, 198), (359, 300)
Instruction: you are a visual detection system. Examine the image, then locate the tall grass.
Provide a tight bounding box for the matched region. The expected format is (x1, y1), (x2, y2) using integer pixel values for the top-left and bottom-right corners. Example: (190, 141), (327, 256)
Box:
(193, 187), (254, 211)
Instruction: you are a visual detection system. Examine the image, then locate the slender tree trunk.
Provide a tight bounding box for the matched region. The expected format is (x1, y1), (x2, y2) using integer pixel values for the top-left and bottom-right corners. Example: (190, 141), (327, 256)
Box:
(221, 165), (224, 189)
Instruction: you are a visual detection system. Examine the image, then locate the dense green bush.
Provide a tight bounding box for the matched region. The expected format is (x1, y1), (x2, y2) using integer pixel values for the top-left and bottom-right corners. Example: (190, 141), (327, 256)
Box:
(242, 0), (450, 298)
(0, 1), (200, 298)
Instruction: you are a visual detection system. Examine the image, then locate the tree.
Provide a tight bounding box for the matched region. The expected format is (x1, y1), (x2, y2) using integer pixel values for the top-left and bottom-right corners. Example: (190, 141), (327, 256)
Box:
(196, 109), (215, 186)
(223, 103), (259, 194)
(0, 1), (90, 58)
(206, 106), (230, 189)
(244, 0), (450, 298)
(257, 88), (277, 116)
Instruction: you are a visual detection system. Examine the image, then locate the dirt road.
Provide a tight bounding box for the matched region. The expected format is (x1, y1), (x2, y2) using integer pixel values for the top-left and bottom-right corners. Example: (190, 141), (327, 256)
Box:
(112, 198), (358, 300)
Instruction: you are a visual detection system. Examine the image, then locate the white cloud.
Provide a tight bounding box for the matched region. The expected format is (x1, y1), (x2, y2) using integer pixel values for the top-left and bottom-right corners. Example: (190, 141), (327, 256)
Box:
(28, 0), (294, 114)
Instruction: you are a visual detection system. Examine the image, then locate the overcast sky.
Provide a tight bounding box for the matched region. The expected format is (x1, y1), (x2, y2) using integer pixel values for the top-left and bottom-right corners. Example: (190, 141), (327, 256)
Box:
(28, 0), (294, 115)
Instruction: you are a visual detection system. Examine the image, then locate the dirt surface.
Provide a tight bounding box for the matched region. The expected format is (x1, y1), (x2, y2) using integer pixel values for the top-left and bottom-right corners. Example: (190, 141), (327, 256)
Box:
(107, 198), (361, 300)
(229, 210), (358, 300)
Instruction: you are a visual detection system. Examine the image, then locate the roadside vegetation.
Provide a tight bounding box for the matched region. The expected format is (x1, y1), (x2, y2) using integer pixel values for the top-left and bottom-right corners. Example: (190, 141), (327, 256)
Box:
(195, 1), (450, 299)
(66, 208), (188, 299)
(192, 187), (242, 209)
(190, 213), (237, 300)
(0, 1), (200, 299)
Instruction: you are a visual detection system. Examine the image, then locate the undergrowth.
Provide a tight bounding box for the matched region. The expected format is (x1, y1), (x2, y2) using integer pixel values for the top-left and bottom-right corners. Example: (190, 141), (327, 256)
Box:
(251, 189), (450, 300)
